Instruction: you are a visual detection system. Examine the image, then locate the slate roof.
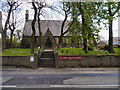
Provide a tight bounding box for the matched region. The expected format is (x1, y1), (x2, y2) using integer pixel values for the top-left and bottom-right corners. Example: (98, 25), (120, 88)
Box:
(23, 20), (69, 36)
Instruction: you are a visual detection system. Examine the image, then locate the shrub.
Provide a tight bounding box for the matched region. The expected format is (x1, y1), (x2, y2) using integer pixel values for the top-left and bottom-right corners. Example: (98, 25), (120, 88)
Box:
(83, 46), (93, 51)
(6, 38), (20, 48)
(88, 46), (93, 51)
(104, 45), (109, 51)
(100, 44), (109, 51)
(114, 45), (120, 48)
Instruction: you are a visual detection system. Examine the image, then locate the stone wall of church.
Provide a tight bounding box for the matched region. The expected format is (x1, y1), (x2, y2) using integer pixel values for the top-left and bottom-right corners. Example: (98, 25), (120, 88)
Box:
(21, 36), (83, 48)
(21, 36), (60, 48)
(21, 36), (31, 48)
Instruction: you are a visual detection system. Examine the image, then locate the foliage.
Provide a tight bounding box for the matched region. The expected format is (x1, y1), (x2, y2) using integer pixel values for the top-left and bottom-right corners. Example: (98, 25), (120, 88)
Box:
(97, 2), (119, 53)
(6, 37), (20, 48)
(100, 44), (107, 50)
(100, 44), (109, 51)
(83, 46), (93, 51)
(66, 2), (101, 53)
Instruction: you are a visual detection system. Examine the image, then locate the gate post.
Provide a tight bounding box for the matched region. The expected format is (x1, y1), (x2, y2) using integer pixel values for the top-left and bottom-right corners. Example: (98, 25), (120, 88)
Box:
(34, 53), (39, 69)
(55, 52), (59, 69)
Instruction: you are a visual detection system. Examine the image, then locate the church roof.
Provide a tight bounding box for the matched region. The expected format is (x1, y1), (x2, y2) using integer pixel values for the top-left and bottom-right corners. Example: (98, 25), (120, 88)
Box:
(23, 20), (69, 36)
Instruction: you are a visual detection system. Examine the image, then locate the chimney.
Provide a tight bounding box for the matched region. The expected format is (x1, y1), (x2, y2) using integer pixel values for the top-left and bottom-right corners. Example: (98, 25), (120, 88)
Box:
(25, 10), (29, 22)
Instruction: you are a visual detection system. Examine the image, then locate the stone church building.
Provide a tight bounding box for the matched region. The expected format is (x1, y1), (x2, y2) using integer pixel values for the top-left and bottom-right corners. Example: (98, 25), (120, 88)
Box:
(21, 10), (75, 48)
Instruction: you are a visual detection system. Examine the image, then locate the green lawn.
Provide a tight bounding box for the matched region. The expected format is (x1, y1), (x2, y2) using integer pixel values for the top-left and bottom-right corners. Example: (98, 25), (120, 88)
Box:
(0, 48), (119, 56)
(0, 48), (38, 56)
(55, 48), (120, 55)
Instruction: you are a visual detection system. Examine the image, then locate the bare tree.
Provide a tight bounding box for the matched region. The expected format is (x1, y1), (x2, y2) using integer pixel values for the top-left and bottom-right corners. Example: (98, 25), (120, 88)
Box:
(2, 0), (21, 51)
(36, 1), (46, 48)
(51, 2), (71, 48)
(58, 2), (71, 48)
(31, 2), (37, 54)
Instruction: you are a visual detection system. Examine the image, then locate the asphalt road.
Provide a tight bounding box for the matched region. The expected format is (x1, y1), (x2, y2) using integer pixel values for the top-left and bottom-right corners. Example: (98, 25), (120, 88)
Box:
(1, 68), (120, 88)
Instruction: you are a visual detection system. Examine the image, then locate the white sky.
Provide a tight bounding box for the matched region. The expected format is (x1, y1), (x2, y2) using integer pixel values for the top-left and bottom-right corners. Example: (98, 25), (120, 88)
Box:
(23, 4), (119, 41)
(1, 1), (119, 41)
(99, 18), (118, 40)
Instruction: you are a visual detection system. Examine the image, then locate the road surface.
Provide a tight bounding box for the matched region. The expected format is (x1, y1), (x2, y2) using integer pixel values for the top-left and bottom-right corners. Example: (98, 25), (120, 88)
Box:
(1, 68), (120, 89)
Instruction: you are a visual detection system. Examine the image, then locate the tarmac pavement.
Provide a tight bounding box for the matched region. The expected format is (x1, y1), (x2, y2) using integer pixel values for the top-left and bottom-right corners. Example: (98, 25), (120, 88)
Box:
(1, 67), (120, 88)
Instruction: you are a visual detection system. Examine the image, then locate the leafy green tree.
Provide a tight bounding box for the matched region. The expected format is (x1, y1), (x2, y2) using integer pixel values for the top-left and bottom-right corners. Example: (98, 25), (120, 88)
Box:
(69, 2), (100, 53)
(97, 1), (119, 53)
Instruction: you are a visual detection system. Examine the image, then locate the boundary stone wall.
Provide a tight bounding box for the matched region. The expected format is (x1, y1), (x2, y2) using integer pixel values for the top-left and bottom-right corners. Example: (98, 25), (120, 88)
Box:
(2, 54), (38, 69)
(1, 54), (120, 69)
(56, 54), (120, 68)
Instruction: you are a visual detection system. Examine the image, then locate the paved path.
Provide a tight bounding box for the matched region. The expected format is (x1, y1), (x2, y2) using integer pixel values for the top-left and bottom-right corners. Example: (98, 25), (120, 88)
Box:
(2, 67), (119, 74)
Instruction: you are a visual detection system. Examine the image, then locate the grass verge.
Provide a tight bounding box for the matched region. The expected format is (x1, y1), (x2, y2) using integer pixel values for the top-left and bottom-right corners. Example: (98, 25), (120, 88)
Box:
(0, 48), (119, 56)
(0, 48), (38, 56)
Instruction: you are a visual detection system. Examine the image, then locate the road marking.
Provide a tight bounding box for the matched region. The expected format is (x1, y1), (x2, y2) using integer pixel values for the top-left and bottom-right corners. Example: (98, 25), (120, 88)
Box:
(28, 77), (36, 79)
(2, 77), (13, 83)
(50, 85), (119, 88)
(0, 85), (16, 88)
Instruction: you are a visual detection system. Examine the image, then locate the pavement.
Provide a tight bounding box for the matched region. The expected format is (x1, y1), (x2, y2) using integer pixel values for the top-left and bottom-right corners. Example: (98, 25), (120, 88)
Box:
(0, 67), (120, 88)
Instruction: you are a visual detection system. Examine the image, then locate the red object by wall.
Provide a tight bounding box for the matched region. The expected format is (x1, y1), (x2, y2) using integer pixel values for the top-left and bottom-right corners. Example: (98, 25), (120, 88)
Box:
(59, 56), (83, 60)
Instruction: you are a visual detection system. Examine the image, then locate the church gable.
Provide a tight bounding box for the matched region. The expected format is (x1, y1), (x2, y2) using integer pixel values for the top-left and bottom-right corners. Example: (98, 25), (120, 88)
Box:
(42, 28), (56, 49)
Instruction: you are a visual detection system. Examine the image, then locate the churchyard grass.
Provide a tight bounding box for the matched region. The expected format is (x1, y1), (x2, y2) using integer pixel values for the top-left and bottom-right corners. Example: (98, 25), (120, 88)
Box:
(0, 48), (119, 56)
(55, 48), (119, 55)
(0, 48), (38, 56)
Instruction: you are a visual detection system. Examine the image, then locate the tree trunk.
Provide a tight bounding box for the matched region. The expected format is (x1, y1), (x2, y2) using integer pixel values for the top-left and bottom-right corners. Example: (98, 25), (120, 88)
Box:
(2, 5), (13, 51)
(38, 11), (42, 48)
(31, 2), (37, 54)
(108, 2), (115, 53)
(83, 38), (88, 53)
(108, 19), (115, 53)
(59, 14), (67, 48)
(82, 13), (88, 53)
(2, 30), (6, 51)
(59, 37), (62, 48)
(9, 30), (14, 48)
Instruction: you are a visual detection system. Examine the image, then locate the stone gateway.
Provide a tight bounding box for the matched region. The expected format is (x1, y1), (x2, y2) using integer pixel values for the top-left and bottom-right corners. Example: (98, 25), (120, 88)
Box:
(42, 28), (56, 49)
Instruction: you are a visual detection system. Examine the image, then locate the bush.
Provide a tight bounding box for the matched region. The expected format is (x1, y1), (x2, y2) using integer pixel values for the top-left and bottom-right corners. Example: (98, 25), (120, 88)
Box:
(114, 45), (120, 48)
(88, 46), (93, 51)
(100, 44), (109, 51)
(83, 46), (93, 51)
(6, 38), (20, 48)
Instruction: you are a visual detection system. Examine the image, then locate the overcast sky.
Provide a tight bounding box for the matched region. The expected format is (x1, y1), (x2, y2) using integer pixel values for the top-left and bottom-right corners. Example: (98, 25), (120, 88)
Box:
(1, 0), (119, 41)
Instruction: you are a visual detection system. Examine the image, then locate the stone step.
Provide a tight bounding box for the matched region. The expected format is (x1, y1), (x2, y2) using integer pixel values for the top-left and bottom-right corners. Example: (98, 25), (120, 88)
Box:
(41, 51), (55, 58)
(39, 59), (54, 62)
(44, 49), (54, 52)
(40, 58), (54, 59)
(39, 58), (55, 67)
(39, 63), (55, 67)
(39, 64), (54, 67)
